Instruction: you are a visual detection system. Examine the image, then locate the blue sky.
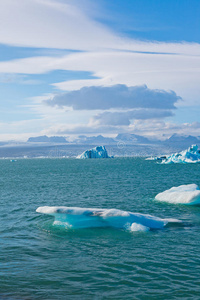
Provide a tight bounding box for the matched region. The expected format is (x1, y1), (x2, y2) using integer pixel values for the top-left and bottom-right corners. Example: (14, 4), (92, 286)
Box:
(99, 0), (200, 43)
(0, 0), (199, 141)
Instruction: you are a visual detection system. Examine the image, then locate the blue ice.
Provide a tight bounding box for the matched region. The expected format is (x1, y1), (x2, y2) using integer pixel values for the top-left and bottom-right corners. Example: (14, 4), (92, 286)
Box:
(147, 145), (200, 164)
(36, 206), (180, 231)
(77, 146), (110, 159)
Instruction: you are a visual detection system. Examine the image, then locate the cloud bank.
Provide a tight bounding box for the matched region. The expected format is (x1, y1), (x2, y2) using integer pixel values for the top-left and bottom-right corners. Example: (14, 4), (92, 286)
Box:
(0, 50), (198, 107)
(46, 84), (180, 110)
(1, 0), (200, 55)
(44, 84), (179, 130)
(0, 0), (199, 140)
(91, 109), (174, 126)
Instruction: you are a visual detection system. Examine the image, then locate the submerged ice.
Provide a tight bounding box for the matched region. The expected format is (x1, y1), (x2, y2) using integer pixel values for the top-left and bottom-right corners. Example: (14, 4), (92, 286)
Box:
(147, 145), (200, 164)
(155, 184), (200, 205)
(36, 206), (179, 231)
(77, 146), (110, 159)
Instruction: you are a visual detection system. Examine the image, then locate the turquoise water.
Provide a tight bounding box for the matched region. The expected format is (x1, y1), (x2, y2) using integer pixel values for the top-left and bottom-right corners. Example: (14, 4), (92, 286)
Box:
(1, 158), (200, 299)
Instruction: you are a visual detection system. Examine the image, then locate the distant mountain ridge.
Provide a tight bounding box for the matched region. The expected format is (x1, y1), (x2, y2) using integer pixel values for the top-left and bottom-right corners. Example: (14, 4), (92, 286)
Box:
(74, 135), (116, 145)
(27, 135), (68, 143)
(115, 133), (150, 144)
(165, 133), (200, 143)
(0, 133), (200, 159)
(163, 134), (200, 147)
(26, 133), (200, 146)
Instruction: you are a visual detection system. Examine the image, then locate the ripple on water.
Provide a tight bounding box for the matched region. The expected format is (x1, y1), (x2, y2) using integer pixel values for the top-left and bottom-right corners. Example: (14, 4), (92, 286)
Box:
(1, 158), (200, 299)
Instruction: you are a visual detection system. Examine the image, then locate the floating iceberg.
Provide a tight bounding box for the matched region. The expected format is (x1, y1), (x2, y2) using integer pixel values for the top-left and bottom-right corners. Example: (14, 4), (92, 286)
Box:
(147, 145), (200, 164)
(155, 184), (200, 205)
(146, 156), (167, 161)
(77, 146), (110, 159)
(36, 206), (180, 231)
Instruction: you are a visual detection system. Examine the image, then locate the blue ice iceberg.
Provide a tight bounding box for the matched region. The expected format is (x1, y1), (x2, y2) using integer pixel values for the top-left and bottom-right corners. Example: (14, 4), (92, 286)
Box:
(36, 206), (180, 231)
(77, 146), (110, 159)
(155, 184), (200, 205)
(148, 145), (200, 164)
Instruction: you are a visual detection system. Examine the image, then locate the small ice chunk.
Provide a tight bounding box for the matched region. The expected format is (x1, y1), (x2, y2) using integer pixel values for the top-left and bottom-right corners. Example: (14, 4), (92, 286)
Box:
(129, 223), (150, 232)
(155, 184), (200, 205)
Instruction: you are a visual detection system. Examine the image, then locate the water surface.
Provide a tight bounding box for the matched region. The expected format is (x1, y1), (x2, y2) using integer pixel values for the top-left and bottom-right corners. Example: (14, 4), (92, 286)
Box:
(1, 158), (200, 299)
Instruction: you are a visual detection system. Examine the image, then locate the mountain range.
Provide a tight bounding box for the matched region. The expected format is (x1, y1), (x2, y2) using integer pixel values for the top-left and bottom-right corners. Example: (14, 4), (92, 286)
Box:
(26, 133), (200, 147)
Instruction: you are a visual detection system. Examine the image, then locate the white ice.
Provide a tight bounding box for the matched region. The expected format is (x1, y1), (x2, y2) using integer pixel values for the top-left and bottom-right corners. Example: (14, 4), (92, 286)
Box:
(36, 206), (180, 231)
(128, 223), (150, 232)
(162, 145), (200, 164)
(147, 145), (200, 164)
(77, 146), (110, 159)
(155, 184), (200, 205)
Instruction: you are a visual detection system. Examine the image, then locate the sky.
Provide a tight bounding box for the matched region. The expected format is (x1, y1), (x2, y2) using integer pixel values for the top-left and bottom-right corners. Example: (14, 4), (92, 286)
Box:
(0, 0), (200, 141)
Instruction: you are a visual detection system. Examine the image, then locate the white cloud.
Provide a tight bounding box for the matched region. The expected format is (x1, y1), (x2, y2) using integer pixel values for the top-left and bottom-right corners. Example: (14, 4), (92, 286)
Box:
(50, 51), (200, 106)
(46, 84), (180, 110)
(91, 109), (174, 126)
(0, 0), (199, 140)
(40, 119), (200, 140)
(0, 0), (199, 108)
(0, 50), (199, 106)
(0, 0), (118, 51)
(0, 73), (42, 85)
(0, 111), (199, 142)
(0, 119), (45, 136)
(128, 120), (200, 139)
(1, 0), (200, 55)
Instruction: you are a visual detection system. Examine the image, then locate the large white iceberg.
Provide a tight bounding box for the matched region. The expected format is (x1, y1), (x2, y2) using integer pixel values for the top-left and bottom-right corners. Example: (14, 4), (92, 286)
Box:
(77, 145), (110, 159)
(148, 145), (200, 164)
(36, 206), (180, 231)
(155, 184), (200, 205)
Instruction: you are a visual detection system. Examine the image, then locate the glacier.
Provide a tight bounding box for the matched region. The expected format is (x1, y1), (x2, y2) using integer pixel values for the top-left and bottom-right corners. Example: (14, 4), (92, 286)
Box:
(77, 146), (110, 159)
(155, 184), (200, 205)
(147, 145), (200, 164)
(36, 206), (180, 231)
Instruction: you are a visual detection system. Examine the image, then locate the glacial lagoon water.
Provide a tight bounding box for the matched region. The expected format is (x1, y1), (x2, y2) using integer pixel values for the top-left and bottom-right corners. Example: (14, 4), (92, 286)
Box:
(1, 157), (200, 299)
